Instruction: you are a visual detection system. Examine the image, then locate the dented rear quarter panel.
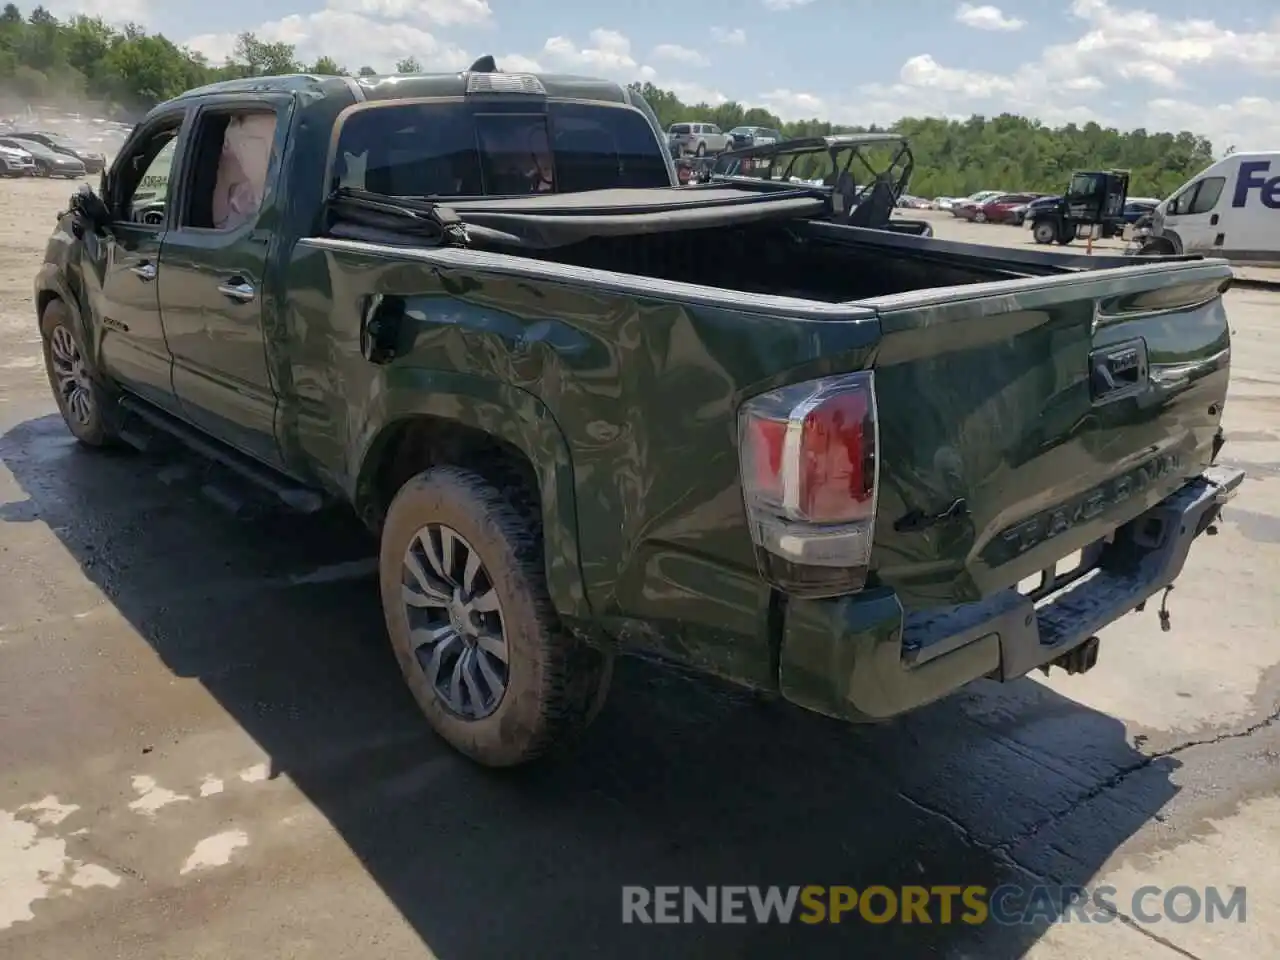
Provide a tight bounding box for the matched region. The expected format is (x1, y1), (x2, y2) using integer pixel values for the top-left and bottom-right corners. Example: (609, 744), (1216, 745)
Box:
(279, 241), (881, 685)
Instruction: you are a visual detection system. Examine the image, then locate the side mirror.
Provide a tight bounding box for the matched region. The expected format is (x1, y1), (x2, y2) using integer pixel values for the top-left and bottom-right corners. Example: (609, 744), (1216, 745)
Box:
(67, 184), (113, 238)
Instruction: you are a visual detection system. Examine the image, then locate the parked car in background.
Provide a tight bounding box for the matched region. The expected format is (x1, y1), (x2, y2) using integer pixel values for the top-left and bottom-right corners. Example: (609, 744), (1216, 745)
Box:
(9, 130), (106, 173)
(667, 122), (731, 157)
(0, 142), (35, 176)
(955, 192), (1041, 224)
(932, 197), (957, 210)
(897, 194), (932, 210)
(1120, 197), (1160, 225)
(950, 190), (1004, 217)
(0, 137), (84, 177)
(726, 126), (782, 150)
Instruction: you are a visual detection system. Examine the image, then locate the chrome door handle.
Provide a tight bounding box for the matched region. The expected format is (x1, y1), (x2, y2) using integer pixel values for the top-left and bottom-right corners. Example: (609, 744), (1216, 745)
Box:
(131, 262), (156, 281)
(217, 280), (256, 303)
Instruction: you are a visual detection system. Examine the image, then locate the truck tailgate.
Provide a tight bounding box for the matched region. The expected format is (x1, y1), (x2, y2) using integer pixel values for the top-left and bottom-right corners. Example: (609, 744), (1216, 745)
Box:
(862, 260), (1232, 609)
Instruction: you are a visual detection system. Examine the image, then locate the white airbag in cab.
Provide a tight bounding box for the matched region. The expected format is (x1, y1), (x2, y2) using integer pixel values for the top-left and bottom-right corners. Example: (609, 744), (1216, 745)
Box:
(212, 113), (277, 229)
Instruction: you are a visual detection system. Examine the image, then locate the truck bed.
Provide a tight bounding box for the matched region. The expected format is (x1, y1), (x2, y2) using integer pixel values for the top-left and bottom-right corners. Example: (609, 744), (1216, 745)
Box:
(327, 184), (1209, 305)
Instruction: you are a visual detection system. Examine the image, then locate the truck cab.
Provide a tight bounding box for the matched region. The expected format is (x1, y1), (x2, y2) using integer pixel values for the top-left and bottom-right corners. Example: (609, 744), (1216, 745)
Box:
(1143, 152), (1280, 266)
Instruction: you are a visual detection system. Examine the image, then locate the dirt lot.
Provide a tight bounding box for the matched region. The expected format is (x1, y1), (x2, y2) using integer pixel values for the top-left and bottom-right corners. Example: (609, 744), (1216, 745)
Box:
(1, 178), (1279, 960)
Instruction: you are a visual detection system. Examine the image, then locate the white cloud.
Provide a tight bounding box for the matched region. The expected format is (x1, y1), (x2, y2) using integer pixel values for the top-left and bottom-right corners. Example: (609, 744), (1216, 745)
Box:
(1116, 59), (1179, 88)
(762, 0), (815, 10)
(46, 0), (147, 23)
(324, 0), (492, 27)
(186, 10), (471, 73)
(542, 28), (656, 81)
(1147, 96), (1280, 155)
(954, 4), (1025, 31)
(830, 3), (1280, 151)
(710, 26), (747, 46)
(498, 53), (543, 73)
(758, 89), (827, 119)
(650, 44), (709, 67)
(665, 80), (728, 106)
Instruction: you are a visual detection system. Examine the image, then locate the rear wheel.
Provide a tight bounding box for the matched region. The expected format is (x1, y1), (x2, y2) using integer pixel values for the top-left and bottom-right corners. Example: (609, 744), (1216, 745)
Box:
(379, 466), (613, 767)
(695, 142), (706, 157)
(40, 299), (119, 447)
(33, 159), (50, 177)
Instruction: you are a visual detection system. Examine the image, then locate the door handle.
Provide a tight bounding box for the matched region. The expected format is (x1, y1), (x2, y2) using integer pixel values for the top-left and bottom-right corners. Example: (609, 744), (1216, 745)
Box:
(131, 262), (156, 281)
(1210, 214), (1220, 226)
(217, 279), (256, 303)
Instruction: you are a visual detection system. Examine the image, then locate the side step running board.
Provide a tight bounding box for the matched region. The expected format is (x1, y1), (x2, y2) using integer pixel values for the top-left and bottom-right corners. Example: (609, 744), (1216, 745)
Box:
(117, 396), (327, 514)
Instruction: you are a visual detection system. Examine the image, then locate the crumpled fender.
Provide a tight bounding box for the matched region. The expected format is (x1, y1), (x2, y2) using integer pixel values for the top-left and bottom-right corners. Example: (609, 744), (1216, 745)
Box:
(350, 368), (591, 621)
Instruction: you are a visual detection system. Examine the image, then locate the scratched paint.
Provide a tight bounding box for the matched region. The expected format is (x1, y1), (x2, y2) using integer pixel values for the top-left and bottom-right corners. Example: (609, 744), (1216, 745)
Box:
(180, 829), (250, 875)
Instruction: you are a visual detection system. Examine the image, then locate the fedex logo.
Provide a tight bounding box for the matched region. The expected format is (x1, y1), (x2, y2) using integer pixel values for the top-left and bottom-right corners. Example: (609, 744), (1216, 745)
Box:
(1232, 160), (1280, 209)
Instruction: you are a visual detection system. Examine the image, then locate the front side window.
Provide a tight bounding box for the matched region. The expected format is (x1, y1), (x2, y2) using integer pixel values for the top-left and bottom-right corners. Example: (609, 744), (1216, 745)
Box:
(114, 121), (183, 225)
(335, 100), (670, 197)
(1187, 176), (1225, 215)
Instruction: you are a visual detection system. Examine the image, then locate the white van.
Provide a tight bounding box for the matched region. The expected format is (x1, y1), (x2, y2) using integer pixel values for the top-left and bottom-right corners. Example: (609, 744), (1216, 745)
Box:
(1141, 151), (1280, 265)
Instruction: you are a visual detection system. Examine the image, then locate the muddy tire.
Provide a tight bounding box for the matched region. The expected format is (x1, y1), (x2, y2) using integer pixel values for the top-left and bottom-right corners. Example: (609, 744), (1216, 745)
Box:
(379, 466), (613, 767)
(40, 299), (120, 447)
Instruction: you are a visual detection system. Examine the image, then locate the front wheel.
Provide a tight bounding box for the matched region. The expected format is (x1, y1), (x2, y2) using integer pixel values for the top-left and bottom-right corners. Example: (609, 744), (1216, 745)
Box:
(1031, 219), (1057, 244)
(379, 466), (613, 767)
(974, 211), (986, 223)
(34, 160), (50, 177)
(40, 299), (120, 447)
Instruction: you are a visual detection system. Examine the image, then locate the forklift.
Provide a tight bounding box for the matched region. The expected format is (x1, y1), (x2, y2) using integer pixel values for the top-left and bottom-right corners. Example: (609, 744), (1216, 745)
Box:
(1029, 169), (1129, 246)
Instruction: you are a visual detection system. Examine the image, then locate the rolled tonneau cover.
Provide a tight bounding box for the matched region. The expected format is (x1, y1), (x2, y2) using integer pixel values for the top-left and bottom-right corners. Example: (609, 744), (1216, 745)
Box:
(328, 185), (829, 250)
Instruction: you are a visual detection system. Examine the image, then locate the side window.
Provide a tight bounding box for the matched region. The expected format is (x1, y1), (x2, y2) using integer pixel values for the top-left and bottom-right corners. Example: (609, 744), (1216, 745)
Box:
(1187, 176), (1225, 215)
(180, 108), (279, 232)
(113, 120), (183, 225)
(707, 125), (720, 135)
(1168, 182), (1198, 216)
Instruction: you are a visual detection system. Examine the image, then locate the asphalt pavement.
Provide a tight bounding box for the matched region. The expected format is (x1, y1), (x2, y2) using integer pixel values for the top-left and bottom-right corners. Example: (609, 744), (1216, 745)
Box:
(1, 195), (1278, 960)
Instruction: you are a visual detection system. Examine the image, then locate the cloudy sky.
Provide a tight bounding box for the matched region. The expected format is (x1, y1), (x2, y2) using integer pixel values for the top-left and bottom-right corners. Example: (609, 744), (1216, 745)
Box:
(59, 0), (1280, 155)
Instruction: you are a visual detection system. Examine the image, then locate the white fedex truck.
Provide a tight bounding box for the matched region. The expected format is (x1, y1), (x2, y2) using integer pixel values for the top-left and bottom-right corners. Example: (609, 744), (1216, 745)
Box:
(1140, 151), (1280, 266)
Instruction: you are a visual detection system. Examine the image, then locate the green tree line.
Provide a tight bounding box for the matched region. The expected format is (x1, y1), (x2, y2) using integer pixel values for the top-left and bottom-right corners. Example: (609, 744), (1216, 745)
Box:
(0, 5), (1215, 197)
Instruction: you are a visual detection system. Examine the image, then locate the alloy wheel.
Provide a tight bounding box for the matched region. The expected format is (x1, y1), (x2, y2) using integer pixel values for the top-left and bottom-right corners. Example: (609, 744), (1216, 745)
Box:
(49, 324), (94, 427)
(400, 523), (509, 720)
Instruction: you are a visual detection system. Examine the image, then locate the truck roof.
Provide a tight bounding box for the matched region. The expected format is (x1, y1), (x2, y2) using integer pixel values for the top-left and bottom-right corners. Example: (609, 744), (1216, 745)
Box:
(168, 69), (632, 107)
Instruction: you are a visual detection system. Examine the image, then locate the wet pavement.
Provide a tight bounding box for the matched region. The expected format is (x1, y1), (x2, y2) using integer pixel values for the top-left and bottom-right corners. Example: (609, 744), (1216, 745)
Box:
(1, 205), (1279, 957)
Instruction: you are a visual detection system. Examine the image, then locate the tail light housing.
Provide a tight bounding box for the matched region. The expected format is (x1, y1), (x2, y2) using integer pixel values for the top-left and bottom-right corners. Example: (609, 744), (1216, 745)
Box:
(738, 371), (879, 598)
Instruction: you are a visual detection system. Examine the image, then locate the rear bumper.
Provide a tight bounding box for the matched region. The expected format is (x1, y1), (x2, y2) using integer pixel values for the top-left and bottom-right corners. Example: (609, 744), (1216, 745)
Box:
(778, 466), (1244, 722)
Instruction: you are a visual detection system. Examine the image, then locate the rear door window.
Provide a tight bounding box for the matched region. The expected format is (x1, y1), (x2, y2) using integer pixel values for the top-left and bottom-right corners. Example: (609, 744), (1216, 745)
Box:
(333, 101), (670, 196)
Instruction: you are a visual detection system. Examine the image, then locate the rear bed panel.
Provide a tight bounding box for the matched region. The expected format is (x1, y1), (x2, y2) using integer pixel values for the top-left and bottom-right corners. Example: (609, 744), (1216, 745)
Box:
(863, 261), (1232, 610)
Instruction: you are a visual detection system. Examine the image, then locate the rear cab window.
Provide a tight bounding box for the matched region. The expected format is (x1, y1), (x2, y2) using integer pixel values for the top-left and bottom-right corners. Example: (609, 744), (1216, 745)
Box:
(335, 100), (671, 196)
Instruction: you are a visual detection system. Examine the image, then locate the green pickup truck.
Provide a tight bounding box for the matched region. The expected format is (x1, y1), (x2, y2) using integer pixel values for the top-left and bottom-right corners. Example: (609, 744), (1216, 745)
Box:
(36, 65), (1243, 768)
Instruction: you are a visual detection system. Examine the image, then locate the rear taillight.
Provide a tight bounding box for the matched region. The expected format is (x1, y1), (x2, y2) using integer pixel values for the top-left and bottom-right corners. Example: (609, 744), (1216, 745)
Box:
(738, 371), (879, 598)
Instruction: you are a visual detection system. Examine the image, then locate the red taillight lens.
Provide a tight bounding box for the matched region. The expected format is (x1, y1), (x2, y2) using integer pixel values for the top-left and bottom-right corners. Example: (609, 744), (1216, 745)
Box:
(737, 371), (880, 597)
(747, 416), (787, 504)
(800, 390), (873, 523)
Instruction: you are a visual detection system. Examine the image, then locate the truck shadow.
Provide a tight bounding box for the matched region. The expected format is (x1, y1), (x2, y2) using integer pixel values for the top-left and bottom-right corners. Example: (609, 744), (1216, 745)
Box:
(2, 413), (1181, 958)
